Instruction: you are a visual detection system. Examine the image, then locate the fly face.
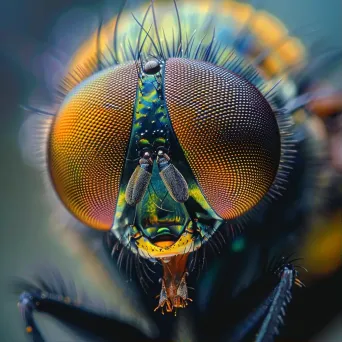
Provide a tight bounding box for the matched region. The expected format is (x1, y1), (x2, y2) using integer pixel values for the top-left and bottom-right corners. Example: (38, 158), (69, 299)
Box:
(110, 61), (225, 259)
(48, 58), (281, 260)
(17, 2), (342, 340)
(48, 57), (284, 314)
(46, 0), (298, 315)
(109, 57), (281, 263)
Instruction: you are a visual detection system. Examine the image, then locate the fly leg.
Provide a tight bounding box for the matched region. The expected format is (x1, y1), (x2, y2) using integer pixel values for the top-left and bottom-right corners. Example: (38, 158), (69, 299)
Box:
(255, 265), (302, 342)
(227, 258), (305, 342)
(17, 286), (154, 342)
(18, 291), (44, 342)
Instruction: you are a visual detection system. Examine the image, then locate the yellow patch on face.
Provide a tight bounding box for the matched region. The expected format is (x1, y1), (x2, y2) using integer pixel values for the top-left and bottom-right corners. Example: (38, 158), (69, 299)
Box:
(188, 183), (211, 211)
(117, 190), (126, 208)
(135, 231), (198, 258)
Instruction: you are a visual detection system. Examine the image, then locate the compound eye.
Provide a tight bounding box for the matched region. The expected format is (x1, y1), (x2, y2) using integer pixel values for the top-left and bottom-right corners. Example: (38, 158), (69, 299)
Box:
(49, 63), (138, 230)
(164, 58), (281, 219)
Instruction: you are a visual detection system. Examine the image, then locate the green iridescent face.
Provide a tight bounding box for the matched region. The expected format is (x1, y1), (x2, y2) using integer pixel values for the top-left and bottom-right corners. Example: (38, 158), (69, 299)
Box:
(111, 64), (224, 259)
(135, 163), (189, 247)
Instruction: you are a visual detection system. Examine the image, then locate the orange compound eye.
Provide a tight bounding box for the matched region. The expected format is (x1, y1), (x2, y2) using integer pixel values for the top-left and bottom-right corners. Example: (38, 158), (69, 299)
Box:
(164, 58), (281, 220)
(48, 63), (138, 230)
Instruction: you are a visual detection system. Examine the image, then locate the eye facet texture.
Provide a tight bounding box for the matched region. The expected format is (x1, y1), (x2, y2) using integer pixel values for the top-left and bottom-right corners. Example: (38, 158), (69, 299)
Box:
(49, 63), (138, 230)
(164, 58), (281, 219)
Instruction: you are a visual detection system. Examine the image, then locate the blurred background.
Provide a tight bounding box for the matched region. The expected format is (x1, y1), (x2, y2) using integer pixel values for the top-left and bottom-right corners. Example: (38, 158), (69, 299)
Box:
(0, 0), (341, 341)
